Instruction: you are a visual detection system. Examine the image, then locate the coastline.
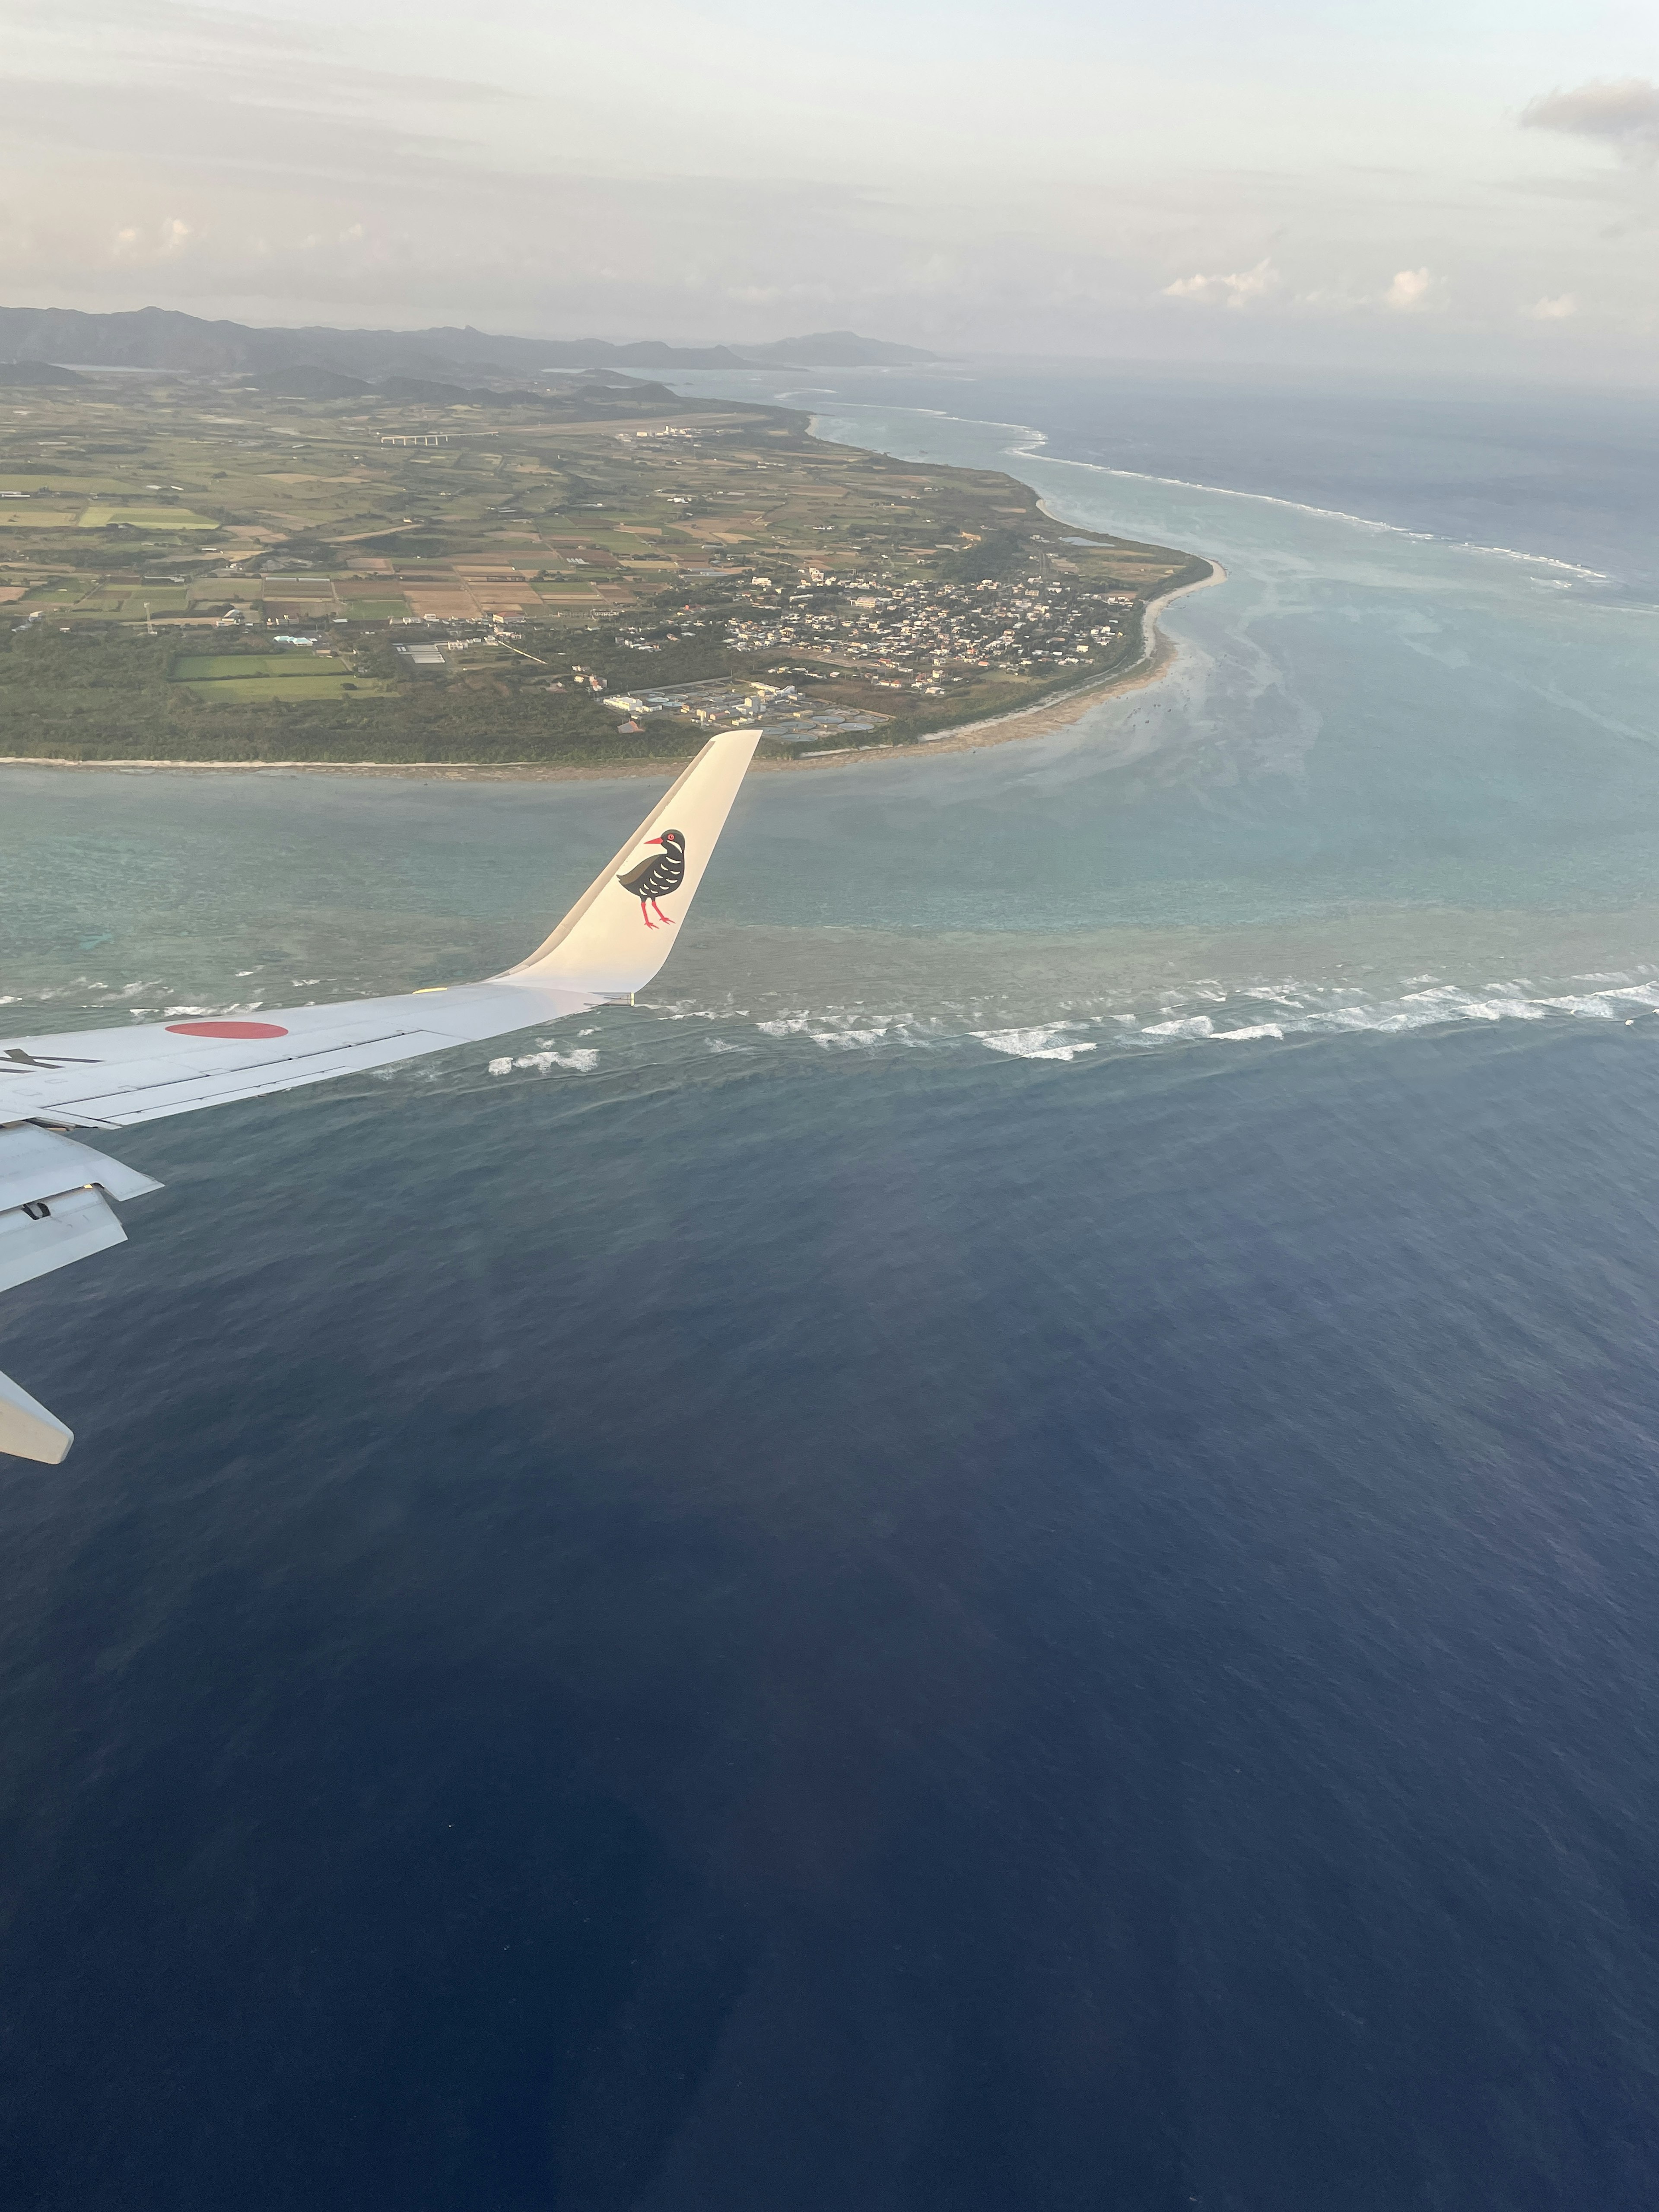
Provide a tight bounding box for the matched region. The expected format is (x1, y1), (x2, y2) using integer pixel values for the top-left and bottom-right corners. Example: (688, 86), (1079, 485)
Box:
(841, 558), (1223, 768)
(0, 566), (1224, 787)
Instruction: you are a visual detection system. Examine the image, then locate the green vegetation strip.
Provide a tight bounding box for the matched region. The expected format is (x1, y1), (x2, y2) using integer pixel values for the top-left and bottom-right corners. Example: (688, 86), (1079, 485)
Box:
(173, 653), (335, 680)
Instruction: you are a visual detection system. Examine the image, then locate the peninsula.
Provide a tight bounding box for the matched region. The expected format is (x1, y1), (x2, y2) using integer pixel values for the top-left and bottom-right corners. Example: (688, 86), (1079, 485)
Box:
(0, 356), (1210, 771)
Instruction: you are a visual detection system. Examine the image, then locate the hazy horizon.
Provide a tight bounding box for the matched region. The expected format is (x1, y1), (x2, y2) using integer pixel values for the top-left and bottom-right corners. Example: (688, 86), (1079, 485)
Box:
(3, 1), (1656, 386)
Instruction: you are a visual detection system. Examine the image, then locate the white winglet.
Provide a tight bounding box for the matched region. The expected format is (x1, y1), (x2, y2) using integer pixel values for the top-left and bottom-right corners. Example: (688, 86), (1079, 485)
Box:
(497, 728), (761, 996)
(0, 729), (763, 1459)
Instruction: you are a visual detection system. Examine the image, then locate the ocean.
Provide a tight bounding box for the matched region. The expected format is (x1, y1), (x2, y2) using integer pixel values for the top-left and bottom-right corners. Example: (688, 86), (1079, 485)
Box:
(3, 365), (1659, 2208)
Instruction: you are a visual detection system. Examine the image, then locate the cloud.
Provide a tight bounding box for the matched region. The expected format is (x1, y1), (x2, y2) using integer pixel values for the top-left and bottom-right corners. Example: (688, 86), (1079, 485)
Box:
(1522, 79), (1659, 166)
(1383, 267), (1437, 312)
(1162, 256), (1281, 310)
(108, 213), (192, 264)
(1160, 260), (1448, 321)
(1528, 293), (1577, 320)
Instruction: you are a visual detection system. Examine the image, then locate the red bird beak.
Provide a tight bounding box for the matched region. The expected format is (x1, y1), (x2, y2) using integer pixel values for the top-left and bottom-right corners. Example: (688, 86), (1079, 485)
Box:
(649, 834), (666, 845)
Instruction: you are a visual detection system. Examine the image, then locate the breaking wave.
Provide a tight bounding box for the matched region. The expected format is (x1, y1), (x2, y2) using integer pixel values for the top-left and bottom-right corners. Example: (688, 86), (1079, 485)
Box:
(810, 403), (1611, 582)
(661, 973), (1659, 1077)
(975, 1023), (1097, 1062)
(487, 1047), (599, 1077)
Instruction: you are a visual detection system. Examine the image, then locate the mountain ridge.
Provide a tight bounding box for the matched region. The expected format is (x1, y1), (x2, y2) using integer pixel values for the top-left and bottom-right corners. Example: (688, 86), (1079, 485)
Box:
(0, 307), (937, 377)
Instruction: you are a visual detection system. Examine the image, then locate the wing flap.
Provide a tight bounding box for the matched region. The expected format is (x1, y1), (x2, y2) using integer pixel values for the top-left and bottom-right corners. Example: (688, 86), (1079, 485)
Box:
(0, 1125), (164, 1211)
(0, 1184), (127, 1296)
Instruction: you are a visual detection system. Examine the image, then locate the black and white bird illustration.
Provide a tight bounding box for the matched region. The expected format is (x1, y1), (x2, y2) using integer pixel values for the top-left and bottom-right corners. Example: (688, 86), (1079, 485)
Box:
(617, 827), (686, 928)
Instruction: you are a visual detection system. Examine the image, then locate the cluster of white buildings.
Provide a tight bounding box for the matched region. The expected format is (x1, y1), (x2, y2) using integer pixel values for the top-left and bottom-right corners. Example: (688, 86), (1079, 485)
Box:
(723, 573), (1132, 689)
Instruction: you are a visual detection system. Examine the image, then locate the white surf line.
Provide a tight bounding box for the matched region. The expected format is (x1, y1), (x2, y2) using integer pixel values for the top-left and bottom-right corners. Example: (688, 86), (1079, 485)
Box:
(807, 402), (1608, 580)
(1020, 451), (1607, 579)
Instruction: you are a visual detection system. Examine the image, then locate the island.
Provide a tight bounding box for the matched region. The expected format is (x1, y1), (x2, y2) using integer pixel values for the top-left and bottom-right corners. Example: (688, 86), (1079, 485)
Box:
(0, 369), (1211, 772)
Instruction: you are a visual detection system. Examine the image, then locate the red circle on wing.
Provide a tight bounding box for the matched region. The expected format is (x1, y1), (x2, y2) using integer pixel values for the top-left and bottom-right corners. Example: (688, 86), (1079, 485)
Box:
(165, 1020), (290, 1039)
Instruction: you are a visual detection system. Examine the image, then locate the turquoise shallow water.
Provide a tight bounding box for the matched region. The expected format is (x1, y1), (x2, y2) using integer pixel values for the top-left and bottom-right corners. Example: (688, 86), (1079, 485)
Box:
(4, 374), (1659, 2207)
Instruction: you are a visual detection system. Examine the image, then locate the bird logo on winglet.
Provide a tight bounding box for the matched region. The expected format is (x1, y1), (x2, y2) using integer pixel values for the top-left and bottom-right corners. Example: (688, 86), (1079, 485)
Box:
(617, 827), (686, 929)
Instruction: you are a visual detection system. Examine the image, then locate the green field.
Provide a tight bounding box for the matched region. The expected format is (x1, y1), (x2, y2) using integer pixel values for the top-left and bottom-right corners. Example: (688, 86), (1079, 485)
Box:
(176, 673), (388, 702)
(171, 651), (387, 703)
(173, 653), (336, 679)
(79, 505), (219, 530)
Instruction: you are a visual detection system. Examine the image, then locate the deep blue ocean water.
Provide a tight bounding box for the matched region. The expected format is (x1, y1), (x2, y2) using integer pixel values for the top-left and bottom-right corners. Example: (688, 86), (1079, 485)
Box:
(3, 366), (1659, 2208)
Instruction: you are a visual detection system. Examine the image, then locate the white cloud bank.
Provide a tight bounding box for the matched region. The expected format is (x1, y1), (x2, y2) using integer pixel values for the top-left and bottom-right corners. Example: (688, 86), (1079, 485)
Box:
(1161, 262), (1443, 318)
(1162, 257), (1282, 311)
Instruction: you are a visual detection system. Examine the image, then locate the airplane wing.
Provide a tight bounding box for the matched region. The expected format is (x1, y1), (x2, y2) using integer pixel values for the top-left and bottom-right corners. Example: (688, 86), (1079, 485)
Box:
(0, 728), (761, 1464)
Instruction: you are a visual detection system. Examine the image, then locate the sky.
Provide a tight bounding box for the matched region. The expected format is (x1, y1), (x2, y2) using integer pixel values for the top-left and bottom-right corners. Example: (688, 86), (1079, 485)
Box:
(2, 0), (1657, 377)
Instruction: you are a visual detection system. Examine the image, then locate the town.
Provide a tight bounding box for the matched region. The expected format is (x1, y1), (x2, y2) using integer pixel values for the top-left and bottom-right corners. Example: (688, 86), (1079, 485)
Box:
(723, 570), (1137, 687)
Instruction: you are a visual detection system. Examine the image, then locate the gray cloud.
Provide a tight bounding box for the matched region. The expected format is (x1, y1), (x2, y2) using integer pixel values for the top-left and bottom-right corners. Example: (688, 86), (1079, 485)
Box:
(1522, 79), (1659, 166)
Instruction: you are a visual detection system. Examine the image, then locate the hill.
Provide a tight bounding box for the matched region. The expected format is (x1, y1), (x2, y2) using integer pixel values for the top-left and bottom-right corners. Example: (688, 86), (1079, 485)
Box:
(0, 359), (86, 386)
(0, 308), (938, 379)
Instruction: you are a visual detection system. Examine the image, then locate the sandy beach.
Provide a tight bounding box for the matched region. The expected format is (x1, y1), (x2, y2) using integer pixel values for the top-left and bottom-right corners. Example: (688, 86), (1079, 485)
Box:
(0, 563), (1224, 785)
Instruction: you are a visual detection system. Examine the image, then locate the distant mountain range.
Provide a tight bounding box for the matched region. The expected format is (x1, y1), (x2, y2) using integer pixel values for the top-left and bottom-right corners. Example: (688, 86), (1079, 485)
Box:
(0, 307), (937, 379)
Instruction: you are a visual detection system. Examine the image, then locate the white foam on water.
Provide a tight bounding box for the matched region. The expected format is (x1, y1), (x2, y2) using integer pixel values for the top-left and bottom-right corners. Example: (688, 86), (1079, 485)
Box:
(3, 976), (122, 1004)
(717, 968), (1659, 1074)
(655, 1000), (752, 1023)
(487, 1048), (598, 1075)
(975, 1023), (1097, 1062)
(1396, 986), (1545, 1023)
(810, 1027), (887, 1050)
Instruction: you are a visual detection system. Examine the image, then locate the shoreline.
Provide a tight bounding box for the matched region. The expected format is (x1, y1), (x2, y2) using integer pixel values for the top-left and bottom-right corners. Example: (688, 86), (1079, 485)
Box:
(0, 567), (1224, 788)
